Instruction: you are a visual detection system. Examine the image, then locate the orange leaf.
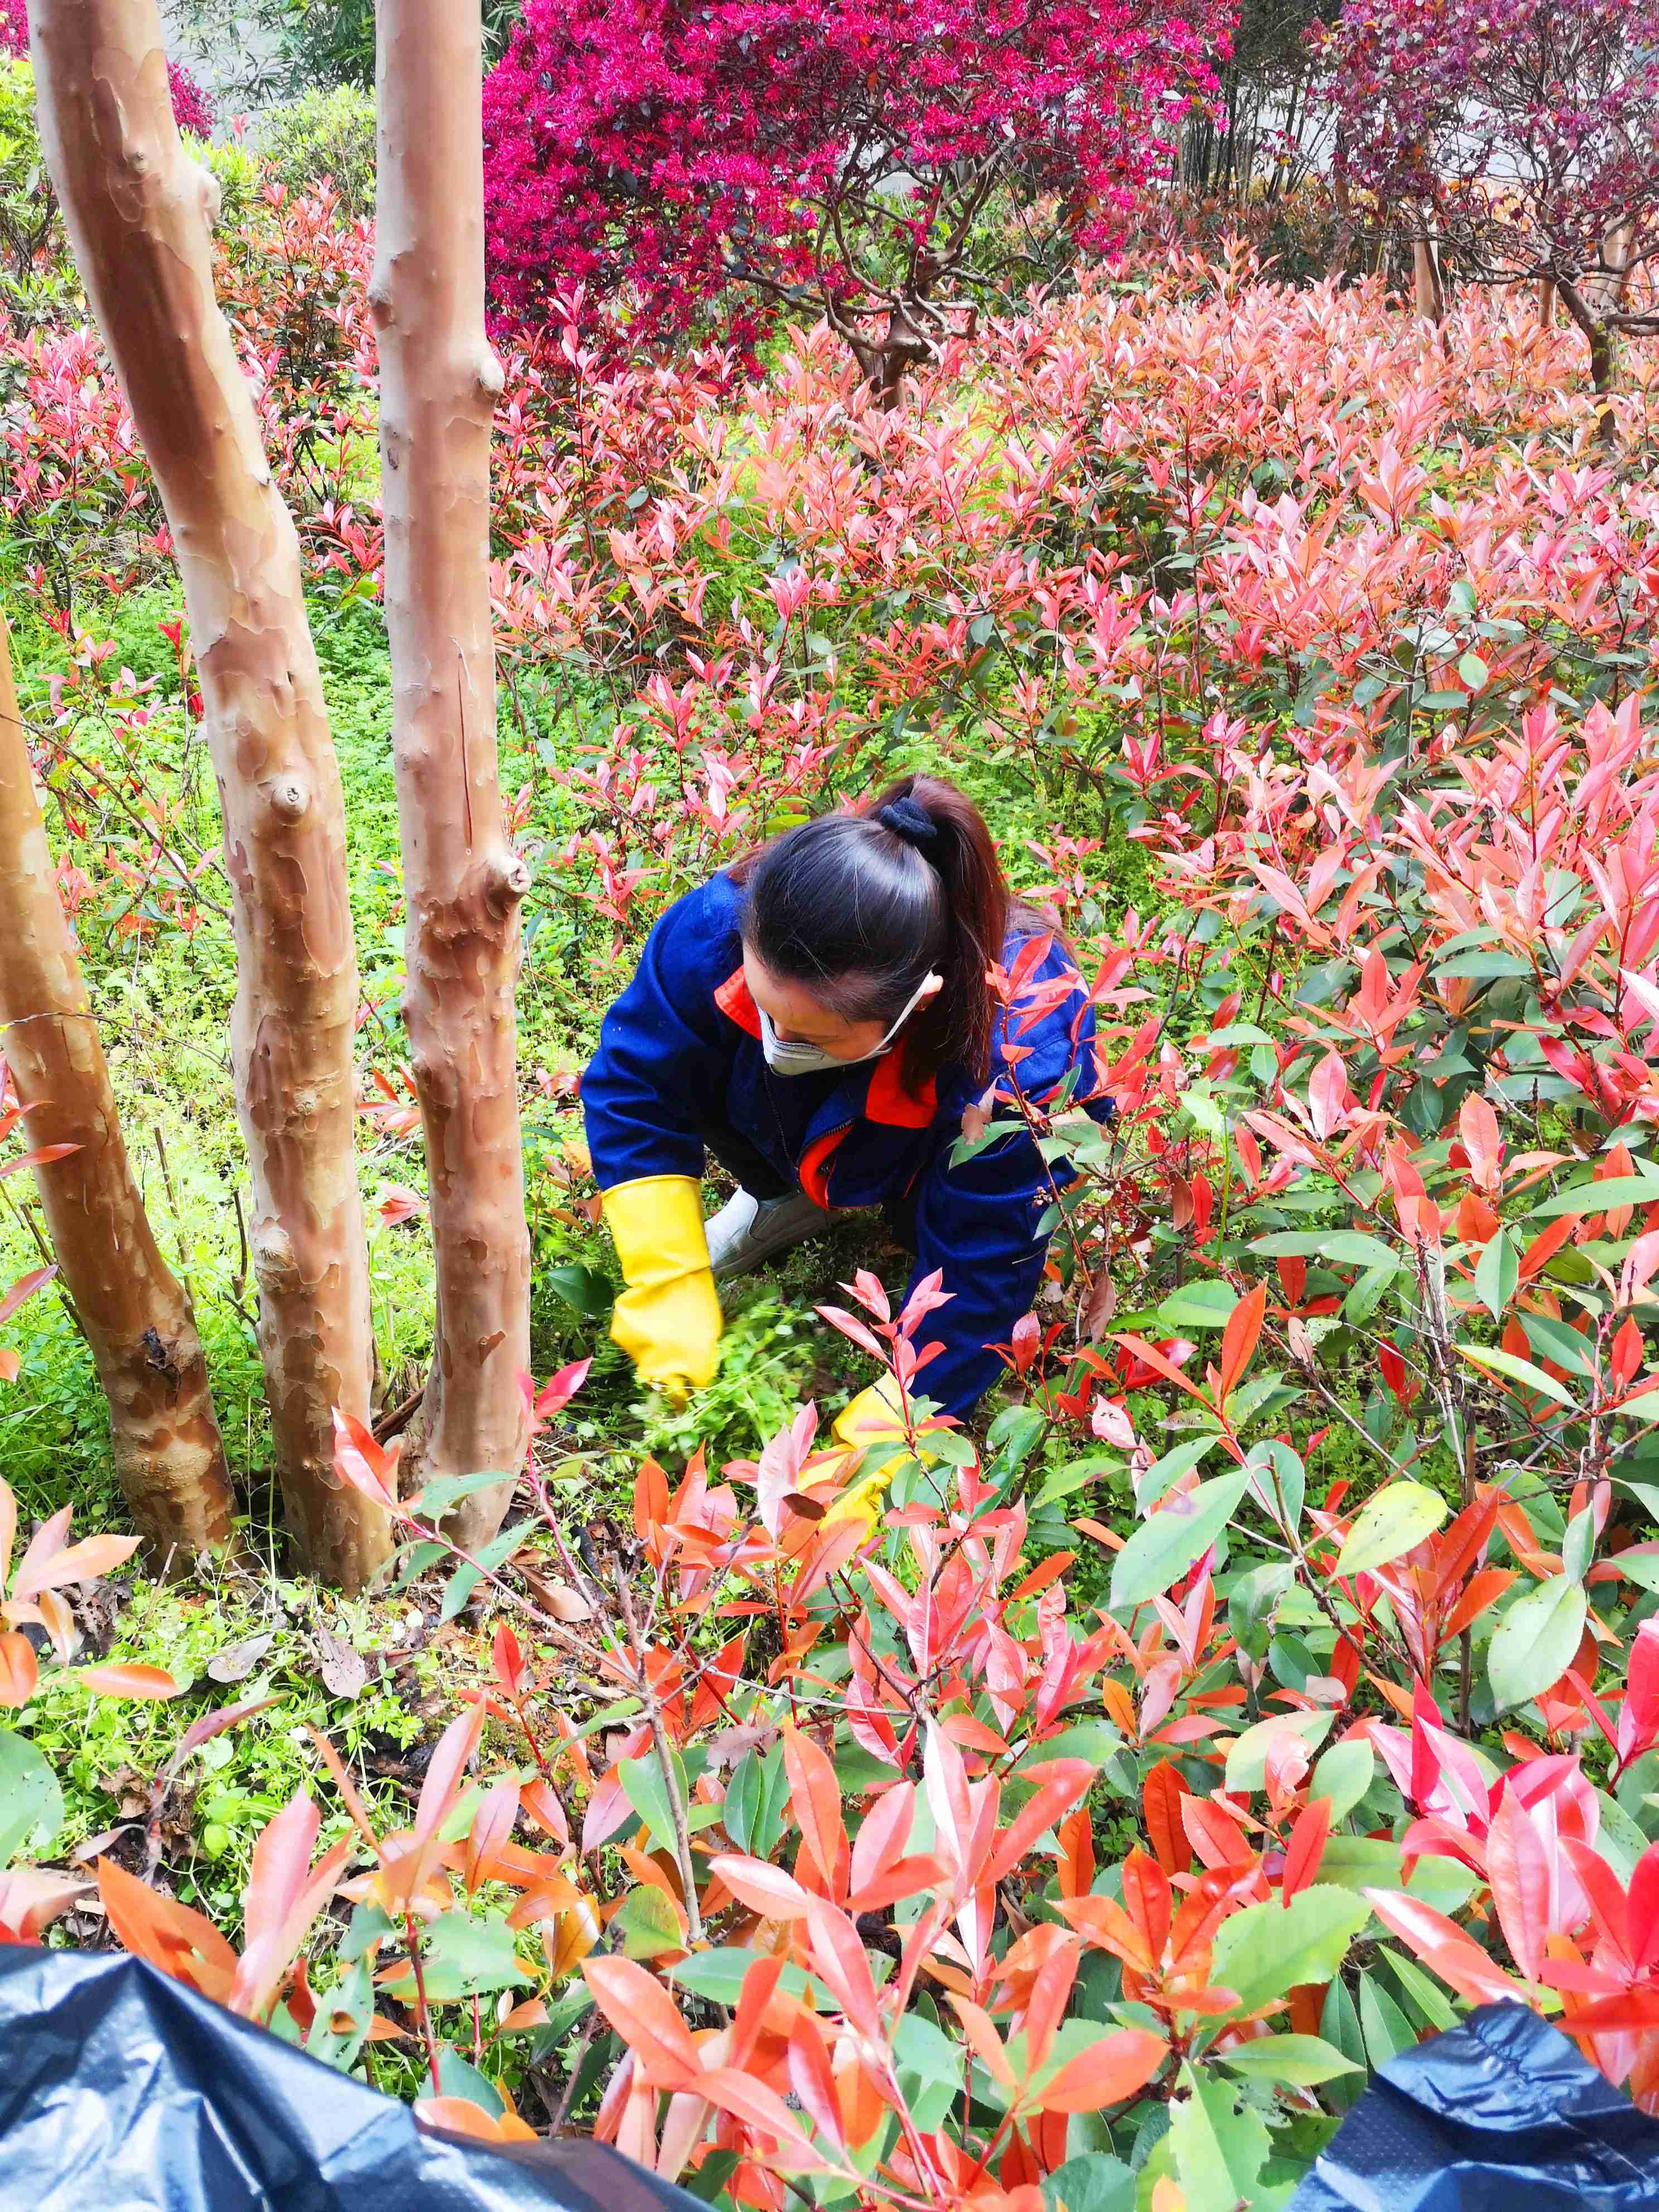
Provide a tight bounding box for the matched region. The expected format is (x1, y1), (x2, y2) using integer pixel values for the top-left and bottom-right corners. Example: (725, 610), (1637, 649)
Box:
(1217, 1282), (1267, 1407)
(783, 1724), (848, 1894)
(98, 1856), (237, 2002)
(0, 1629), (37, 1707)
(1039, 2026), (1167, 2112)
(414, 1700), (485, 1844)
(698, 2065), (827, 2167)
(945, 1990), (1017, 2091)
(11, 1530), (140, 1601)
(329, 1406), (400, 1508)
(583, 1954), (700, 2088)
(1142, 1760), (1192, 1875)
(415, 2095), (536, 2143)
(72, 1662), (182, 1699)
(707, 1852), (813, 1919)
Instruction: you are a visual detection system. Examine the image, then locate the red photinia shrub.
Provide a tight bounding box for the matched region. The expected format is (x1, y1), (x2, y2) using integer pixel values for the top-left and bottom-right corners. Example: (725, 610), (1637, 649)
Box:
(481, 0), (1230, 385)
(7, 151), (1659, 2192)
(0, 5), (213, 135)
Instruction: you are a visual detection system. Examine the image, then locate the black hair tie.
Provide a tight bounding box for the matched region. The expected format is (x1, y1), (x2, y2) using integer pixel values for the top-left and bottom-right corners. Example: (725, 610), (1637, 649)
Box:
(876, 795), (939, 853)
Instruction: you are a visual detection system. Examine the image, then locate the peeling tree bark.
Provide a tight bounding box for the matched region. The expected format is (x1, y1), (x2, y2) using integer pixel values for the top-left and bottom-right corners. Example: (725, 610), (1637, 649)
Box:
(29, 0), (390, 1588)
(373, 0), (531, 1542)
(0, 613), (236, 1568)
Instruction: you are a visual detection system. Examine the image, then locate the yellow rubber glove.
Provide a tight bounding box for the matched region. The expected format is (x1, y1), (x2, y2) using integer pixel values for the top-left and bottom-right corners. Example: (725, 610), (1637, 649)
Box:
(601, 1175), (722, 1393)
(823, 1377), (919, 1529)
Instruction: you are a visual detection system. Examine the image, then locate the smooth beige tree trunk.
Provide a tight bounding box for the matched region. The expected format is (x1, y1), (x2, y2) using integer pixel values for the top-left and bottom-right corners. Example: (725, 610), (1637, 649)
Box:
(28, 0), (390, 1588)
(1412, 230), (1445, 323)
(372, 0), (531, 1542)
(0, 613), (235, 1567)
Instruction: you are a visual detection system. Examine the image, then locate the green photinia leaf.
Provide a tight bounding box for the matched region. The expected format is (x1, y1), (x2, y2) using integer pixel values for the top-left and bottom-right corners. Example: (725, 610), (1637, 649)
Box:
(1488, 1575), (1589, 1712)
(1214, 2034), (1362, 2087)
(1310, 1738), (1375, 1825)
(1336, 1477), (1451, 1584)
(1336, 1480), (1448, 1578)
(1458, 1342), (1575, 1406)
(1210, 1886), (1372, 2017)
(1109, 1470), (1251, 1610)
(1473, 1229), (1519, 1323)
(1529, 1173), (1659, 1219)
(1040, 2153), (1134, 2212)
(1168, 2060), (1277, 2209)
(1156, 1279), (1240, 1331)
(620, 1752), (683, 1855)
(0, 1728), (64, 1866)
(1249, 1230), (1405, 1273)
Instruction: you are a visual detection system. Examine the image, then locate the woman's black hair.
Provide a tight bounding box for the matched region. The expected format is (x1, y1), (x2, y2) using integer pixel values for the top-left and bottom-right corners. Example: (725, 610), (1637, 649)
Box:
(734, 773), (1025, 1088)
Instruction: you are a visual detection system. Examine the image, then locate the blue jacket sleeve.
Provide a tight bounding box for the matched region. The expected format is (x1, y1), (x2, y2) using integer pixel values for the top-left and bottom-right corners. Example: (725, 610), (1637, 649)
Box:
(903, 1126), (1052, 1420)
(904, 952), (1103, 1420)
(581, 884), (739, 1190)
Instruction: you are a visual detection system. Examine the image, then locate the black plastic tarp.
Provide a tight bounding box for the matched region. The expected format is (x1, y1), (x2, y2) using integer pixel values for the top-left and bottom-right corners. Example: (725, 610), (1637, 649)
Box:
(1293, 2001), (1659, 2210)
(0, 1946), (702, 2212)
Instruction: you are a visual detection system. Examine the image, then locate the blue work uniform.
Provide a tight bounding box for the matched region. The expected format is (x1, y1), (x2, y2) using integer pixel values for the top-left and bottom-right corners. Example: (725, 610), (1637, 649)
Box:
(581, 872), (1109, 1419)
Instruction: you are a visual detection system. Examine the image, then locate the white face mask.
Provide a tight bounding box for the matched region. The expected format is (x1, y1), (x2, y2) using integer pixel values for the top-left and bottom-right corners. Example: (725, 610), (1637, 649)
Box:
(758, 971), (943, 1078)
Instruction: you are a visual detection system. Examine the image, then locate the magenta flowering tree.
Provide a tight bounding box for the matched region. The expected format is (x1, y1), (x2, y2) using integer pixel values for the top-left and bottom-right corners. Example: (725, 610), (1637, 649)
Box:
(482, 0), (1230, 397)
(1315, 0), (1659, 403)
(2, 0), (214, 130)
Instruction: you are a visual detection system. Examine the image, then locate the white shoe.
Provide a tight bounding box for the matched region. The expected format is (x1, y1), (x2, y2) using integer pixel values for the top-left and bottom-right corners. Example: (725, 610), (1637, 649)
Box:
(706, 1188), (830, 1280)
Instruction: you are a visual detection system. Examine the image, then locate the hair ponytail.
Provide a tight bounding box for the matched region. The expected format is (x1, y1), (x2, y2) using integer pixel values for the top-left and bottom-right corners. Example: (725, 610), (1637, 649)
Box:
(735, 772), (1017, 1088)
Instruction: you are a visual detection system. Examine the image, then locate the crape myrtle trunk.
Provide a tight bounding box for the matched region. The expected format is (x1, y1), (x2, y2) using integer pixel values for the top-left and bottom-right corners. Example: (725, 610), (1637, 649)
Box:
(372, 0), (532, 1543)
(0, 613), (236, 1568)
(28, 0), (390, 1588)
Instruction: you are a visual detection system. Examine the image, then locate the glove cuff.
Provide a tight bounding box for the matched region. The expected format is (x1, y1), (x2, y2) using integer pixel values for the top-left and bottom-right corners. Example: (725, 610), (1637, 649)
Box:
(600, 1174), (710, 1286)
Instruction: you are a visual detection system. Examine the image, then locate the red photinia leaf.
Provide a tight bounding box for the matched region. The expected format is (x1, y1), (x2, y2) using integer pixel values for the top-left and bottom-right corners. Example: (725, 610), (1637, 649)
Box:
(330, 1408), (400, 1508)
(0, 1264), (55, 1330)
(945, 1990), (1017, 2091)
(633, 1458), (670, 1536)
(583, 1954), (700, 2088)
(0, 1142), (81, 1178)
(1458, 1091), (1503, 1195)
(697, 2064), (828, 2168)
(986, 1761), (1095, 1885)
(1217, 1280), (1267, 1406)
(1282, 1796), (1332, 1899)
(848, 1779), (914, 1905)
(1122, 1848), (1173, 1965)
(1486, 1785), (1550, 1985)
(10, 1528), (139, 1600)
(71, 1662), (182, 1700)
(414, 1699), (485, 1844)
(531, 1356), (592, 1423)
(0, 1629), (37, 1708)
(804, 1894), (882, 2039)
(1142, 1762), (1192, 1876)
(465, 1777), (522, 1893)
(1023, 1937), (1081, 2074)
(230, 1792), (353, 2022)
(1036, 2026), (1167, 2112)
(1364, 1888), (1524, 2005)
(492, 1621), (530, 1702)
(813, 1304), (887, 1362)
(98, 1856), (238, 2002)
(785, 2016), (845, 2147)
(782, 1723), (849, 1894)
(706, 1852), (814, 1919)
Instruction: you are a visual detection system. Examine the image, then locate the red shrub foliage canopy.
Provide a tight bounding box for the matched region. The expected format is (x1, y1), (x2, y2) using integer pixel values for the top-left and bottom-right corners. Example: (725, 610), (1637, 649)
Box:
(481, 0), (1231, 370)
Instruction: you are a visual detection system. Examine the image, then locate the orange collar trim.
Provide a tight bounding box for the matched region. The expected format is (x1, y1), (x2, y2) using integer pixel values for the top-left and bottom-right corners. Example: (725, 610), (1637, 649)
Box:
(714, 965), (762, 1039)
